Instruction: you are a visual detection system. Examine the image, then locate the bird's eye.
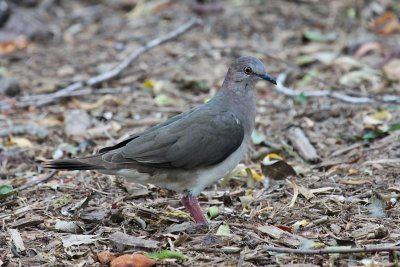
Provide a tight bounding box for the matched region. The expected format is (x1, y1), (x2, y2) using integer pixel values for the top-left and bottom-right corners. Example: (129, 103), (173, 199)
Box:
(243, 67), (252, 74)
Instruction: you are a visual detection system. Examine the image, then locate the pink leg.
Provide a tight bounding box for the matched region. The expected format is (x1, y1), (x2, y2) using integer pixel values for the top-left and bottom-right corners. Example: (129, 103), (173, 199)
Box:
(181, 195), (209, 226)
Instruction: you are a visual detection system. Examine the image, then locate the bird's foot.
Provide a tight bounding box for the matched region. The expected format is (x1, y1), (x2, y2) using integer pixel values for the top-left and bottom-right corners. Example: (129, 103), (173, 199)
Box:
(181, 194), (209, 226)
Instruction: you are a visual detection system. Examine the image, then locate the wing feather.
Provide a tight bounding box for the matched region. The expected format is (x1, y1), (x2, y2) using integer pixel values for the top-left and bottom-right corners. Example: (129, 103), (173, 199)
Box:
(120, 106), (245, 169)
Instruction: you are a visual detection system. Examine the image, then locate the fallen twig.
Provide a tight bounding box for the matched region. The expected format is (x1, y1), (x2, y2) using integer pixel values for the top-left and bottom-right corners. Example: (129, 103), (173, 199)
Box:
(17, 170), (57, 191)
(275, 70), (400, 104)
(287, 127), (321, 163)
(263, 245), (400, 255)
(16, 86), (131, 102)
(0, 17), (201, 110)
(287, 179), (299, 208)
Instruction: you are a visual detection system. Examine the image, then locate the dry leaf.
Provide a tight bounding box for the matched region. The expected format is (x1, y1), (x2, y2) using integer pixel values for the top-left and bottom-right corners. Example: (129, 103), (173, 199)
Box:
(0, 36), (34, 54)
(373, 12), (400, 35)
(383, 59), (400, 81)
(241, 168), (263, 181)
(98, 251), (116, 264)
(111, 253), (156, 267)
(39, 117), (63, 127)
(298, 186), (315, 200)
(261, 160), (297, 180)
(353, 42), (384, 58)
(263, 153), (284, 161)
(6, 137), (33, 148)
(348, 168), (357, 175)
(288, 179), (299, 208)
(309, 187), (334, 194)
(61, 234), (98, 247)
(73, 95), (125, 110)
(340, 180), (372, 185)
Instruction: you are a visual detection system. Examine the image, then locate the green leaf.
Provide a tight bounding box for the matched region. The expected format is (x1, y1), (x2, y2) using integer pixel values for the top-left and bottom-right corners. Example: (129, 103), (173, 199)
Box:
(146, 250), (185, 259)
(295, 55), (316, 65)
(294, 92), (308, 103)
(346, 7), (356, 19)
(387, 106), (399, 112)
(154, 94), (170, 106)
(0, 185), (17, 200)
(206, 206), (219, 220)
(303, 30), (337, 42)
(216, 225), (231, 236)
(384, 122), (400, 133)
(364, 169), (373, 176)
(363, 131), (382, 139)
(54, 194), (73, 209)
(251, 130), (266, 145)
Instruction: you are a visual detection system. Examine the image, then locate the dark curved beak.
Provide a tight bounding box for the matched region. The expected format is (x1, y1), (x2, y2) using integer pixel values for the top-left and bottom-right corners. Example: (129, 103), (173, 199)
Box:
(258, 73), (277, 85)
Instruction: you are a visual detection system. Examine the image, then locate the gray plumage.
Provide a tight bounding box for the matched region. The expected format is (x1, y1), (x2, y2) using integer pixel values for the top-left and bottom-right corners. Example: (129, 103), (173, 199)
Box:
(44, 56), (276, 201)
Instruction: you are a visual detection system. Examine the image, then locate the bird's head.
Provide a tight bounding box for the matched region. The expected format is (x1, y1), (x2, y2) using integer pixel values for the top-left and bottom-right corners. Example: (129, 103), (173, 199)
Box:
(228, 56), (276, 85)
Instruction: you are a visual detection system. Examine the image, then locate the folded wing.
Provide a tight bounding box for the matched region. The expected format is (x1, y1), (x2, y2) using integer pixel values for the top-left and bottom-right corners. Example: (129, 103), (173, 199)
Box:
(119, 107), (244, 169)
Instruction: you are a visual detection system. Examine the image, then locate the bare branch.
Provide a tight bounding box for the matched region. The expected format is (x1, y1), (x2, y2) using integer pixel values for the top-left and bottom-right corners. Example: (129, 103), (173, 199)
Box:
(275, 70), (400, 104)
(17, 170), (57, 191)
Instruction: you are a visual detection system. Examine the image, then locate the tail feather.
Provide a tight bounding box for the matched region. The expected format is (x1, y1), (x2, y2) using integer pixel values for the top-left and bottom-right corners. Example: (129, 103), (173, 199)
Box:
(42, 159), (104, 170)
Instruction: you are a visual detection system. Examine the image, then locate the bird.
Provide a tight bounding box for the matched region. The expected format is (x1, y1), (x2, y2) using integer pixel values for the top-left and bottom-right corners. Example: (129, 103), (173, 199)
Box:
(43, 56), (276, 226)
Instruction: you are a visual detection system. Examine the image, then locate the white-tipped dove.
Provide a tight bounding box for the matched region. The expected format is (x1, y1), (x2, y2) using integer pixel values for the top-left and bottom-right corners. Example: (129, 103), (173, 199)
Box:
(43, 56), (276, 226)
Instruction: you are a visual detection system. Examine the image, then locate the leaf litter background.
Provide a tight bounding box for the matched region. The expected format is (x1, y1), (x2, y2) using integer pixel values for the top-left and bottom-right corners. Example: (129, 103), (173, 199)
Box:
(1, 0), (400, 266)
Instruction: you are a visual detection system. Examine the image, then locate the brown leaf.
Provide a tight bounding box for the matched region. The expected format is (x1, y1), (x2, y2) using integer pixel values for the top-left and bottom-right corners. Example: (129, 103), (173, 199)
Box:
(383, 59), (400, 81)
(353, 42), (384, 59)
(261, 160), (297, 180)
(98, 250), (116, 265)
(111, 253), (156, 267)
(73, 95), (125, 110)
(372, 12), (400, 35)
(0, 37), (34, 54)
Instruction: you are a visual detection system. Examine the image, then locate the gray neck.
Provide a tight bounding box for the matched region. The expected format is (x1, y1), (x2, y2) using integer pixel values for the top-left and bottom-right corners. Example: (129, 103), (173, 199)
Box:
(216, 80), (257, 137)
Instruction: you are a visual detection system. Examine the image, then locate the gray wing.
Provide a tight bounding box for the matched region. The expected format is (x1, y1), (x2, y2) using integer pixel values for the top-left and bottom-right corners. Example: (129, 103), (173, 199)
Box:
(99, 108), (197, 153)
(120, 107), (245, 169)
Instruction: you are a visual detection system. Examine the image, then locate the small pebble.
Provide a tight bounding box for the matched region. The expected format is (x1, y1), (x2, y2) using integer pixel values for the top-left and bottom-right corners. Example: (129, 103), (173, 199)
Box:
(113, 42), (125, 51)
(103, 111), (113, 120)
(0, 77), (21, 97)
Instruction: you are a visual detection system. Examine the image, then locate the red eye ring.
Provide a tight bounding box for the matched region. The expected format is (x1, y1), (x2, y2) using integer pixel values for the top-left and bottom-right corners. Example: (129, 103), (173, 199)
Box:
(243, 67), (252, 74)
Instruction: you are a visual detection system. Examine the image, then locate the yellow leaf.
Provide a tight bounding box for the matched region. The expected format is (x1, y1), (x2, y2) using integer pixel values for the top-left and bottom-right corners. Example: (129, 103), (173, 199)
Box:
(143, 79), (155, 88)
(253, 207), (274, 215)
(310, 242), (326, 248)
(203, 96), (212, 103)
(292, 220), (310, 229)
(6, 137), (33, 147)
(263, 153), (284, 161)
(340, 179), (372, 185)
(348, 168), (357, 175)
(363, 110), (392, 127)
(250, 169), (264, 180)
(245, 189), (253, 195)
(39, 117), (63, 127)
(73, 95), (125, 110)
(240, 167), (263, 180)
(371, 110), (391, 121)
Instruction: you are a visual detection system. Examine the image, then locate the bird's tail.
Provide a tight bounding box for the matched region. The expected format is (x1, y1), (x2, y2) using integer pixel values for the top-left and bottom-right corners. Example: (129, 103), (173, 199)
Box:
(42, 158), (104, 170)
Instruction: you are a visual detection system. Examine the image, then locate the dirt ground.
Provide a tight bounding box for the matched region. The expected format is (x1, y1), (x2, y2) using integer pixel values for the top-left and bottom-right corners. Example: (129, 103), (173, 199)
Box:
(1, 0), (400, 266)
